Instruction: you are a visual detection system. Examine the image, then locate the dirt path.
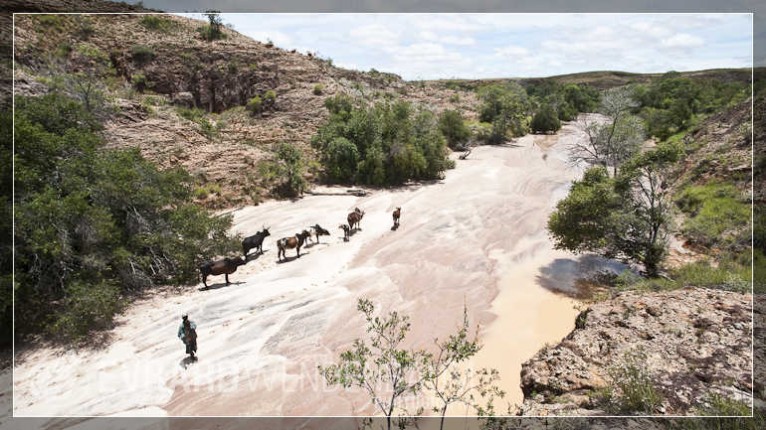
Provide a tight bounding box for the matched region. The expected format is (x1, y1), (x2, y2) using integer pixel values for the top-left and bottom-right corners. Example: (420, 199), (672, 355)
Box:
(13, 120), (600, 417)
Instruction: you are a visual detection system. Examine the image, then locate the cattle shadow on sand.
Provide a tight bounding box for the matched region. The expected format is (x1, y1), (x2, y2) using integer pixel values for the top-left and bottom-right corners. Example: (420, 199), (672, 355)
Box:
(276, 252), (309, 264)
(303, 241), (328, 250)
(245, 249), (267, 263)
(199, 281), (245, 291)
(180, 356), (198, 369)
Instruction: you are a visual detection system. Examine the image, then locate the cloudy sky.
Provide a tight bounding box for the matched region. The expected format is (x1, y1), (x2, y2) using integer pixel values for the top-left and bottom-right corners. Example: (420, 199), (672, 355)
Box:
(177, 13), (752, 80)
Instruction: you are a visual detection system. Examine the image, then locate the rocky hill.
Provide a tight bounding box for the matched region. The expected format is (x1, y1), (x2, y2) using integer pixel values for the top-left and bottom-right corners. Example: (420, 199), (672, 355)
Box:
(12, 12), (479, 208)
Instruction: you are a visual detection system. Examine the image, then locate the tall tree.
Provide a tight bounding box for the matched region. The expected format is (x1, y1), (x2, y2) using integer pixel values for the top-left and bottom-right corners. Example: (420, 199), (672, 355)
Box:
(569, 87), (644, 176)
(548, 143), (681, 276)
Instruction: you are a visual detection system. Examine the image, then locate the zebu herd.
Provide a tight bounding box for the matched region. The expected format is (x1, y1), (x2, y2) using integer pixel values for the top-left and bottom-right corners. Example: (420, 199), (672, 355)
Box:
(198, 206), (400, 288)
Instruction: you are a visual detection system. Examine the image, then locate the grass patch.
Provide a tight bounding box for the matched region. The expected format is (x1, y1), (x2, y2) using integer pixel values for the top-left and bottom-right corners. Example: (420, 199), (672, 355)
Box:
(613, 256), (751, 294)
(131, 44), (155, 65)
(697, 393), (751, 416)
(193, 183), (222, 199)
(591, 348), (663, 414)
(675, 182), (750, 249)
(139, 15), (177, 33)
(177, 107), (220, 139)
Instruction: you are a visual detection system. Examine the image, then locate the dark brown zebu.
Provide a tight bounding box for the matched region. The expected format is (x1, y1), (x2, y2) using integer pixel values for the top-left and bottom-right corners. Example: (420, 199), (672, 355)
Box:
(199, 257), (246, 288)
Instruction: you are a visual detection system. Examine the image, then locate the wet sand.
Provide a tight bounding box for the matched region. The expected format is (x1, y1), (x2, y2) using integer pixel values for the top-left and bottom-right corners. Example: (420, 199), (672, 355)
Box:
(13, 120), (597, 417)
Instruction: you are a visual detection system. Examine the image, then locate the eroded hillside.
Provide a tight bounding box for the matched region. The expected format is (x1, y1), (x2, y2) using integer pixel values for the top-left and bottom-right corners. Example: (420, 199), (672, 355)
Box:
(13, 13), (479, 208)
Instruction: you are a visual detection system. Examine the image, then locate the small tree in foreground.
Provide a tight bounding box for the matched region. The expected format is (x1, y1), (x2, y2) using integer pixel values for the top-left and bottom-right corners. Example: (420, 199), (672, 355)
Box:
(319, 298), (505, 430)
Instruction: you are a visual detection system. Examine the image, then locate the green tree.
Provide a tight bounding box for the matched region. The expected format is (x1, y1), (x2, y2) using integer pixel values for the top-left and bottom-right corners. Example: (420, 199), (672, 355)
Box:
(264, 143), (307, 198)
(438, 109), (471, 150)
(530, 104), (561, 134)
(319, 299), (504, 430)
(571, 87), (644, 176)
(548, 143), (681, 277)
(325, 137), (359, 182)
(319, 298), (429, 430)
(14, 94), (240, 341)
(201, 11), (224, 41)
(477, 82), (531, 138)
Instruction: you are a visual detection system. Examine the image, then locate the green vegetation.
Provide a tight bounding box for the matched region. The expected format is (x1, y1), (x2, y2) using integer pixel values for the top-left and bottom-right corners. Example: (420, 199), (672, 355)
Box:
(14, 94), (239, 341)
(246, 96), (263, 114)
(591, 348), (663, 414)
(477, 82), (531, 142)
(311, 94), (454, 186)
(633, 71), (750, 140)
(198, 11), (226, 41)
(530, 104), (561, 134)
(614, 255), (751, 294)
(177, 107), (219, 139)
(130, 44), (155, 65)
(675, 183), (750, 250)
(36, 15), (65, 31)
(246, 90), (276, 115)
(548, 143), (682, 277)
(525, 81), (600, 121)
(0, 110), (12, 348)
(313, 84), (324, 95)
(259, 143), (307, 198)
(697, 393), (751, 416)
(131, 73), (148, 93)
(319, 299), (504, 430)
(139, 15), (177, 33)
(437, 109), (471, 150)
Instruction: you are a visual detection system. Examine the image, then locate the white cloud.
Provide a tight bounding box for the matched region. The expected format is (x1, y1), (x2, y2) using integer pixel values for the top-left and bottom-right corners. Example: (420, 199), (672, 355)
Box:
(219, 13), (751, 80)
(661, 33), (704, 48)
(419, 30), (475, 46)
(349, 24), (400, 49)
(494, 45), (529, 57)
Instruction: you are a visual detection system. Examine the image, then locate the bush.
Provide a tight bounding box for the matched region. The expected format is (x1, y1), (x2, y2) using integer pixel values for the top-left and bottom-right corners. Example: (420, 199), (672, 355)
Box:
(50, 280), (122, 340)
(131, 73), (148, 92)
(246, 96), (263, 114)
(594, 349), (663, 414)
(312, 98), (453, 186)
(139, 15), (177, 33)
(438, 109), (471, 150)
(675, 183), (750, 249)
(531, 105), (561, 134)
(131, 44), (155, 65)
(14, 95), (240, 341)
(313, 84), (324, 96)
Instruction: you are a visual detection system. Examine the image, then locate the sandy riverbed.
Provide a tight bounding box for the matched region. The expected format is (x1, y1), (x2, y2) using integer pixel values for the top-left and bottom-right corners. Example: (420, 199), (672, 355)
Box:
(12, 120), (606, 418)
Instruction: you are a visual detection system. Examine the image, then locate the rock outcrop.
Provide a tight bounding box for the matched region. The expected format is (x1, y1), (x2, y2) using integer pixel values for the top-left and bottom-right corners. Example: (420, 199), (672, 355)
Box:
(519, 287), (753, 416)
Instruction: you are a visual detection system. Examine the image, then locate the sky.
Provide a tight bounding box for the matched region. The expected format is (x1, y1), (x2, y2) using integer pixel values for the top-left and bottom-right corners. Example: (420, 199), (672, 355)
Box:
(176, 13), (753, 80)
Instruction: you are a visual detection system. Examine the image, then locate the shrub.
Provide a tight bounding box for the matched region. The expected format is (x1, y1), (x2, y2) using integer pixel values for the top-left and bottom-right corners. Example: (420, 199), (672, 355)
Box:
(595, 349), (663, 414)
(139, 15), (176, 33)
(14, 95), (240, 341)
(312, 98), (453, 186)
(131, 44), (155, 65)
(313, 84), (324, 96)
(36, 15), (65, 31)
(50, 280), (122, 340)
(531, 105), (561, 134)
(246, 96), (263, 114)
(131, 73), (148, 92)
(263, 90), (277, 107)
(675, 183), (750, 249)
(438, 109), (471, 150)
